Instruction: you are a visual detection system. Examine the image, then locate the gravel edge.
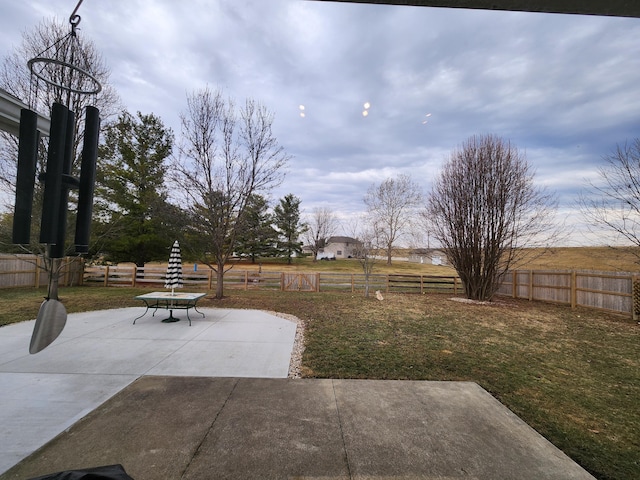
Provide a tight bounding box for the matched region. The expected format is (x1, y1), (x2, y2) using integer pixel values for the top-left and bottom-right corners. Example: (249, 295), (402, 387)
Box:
(264, 310), (306, 379)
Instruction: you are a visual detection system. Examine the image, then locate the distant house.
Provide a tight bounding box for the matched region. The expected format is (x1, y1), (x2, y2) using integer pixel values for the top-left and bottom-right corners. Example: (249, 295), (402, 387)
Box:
(408, 248), (449, 266)
(317, 236), (362, 259)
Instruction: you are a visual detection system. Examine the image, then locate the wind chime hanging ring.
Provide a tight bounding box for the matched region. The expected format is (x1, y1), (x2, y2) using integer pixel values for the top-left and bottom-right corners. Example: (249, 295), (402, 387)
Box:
(69, 14), (81, 30)
(27, 57), (102, 95)
(69, 0), (84, 29)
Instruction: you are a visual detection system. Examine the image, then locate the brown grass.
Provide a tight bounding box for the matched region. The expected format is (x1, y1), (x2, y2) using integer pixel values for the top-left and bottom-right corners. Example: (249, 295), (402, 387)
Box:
(516, 246), (640, 272)
(3, 246), (640, 479)
(1, 287), (638, 479)
(141, 246), (640, 275)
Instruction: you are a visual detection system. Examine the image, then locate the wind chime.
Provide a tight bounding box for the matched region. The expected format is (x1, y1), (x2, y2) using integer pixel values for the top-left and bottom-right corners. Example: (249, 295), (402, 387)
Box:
(12, 0), (102, 353)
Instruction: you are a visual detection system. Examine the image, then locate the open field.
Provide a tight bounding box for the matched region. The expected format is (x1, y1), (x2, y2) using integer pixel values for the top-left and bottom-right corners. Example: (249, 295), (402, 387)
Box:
(144, 256), (459, 276)
(516, 246), (640, 272)
(1, 286), (638, 480)
(142, 246), (640, 275)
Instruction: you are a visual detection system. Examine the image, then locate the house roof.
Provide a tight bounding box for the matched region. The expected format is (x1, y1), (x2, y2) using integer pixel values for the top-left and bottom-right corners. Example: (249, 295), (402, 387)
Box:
(327, 236), (360, 244)
(410, 248), (447, 255)
(0, 88), (50, 137)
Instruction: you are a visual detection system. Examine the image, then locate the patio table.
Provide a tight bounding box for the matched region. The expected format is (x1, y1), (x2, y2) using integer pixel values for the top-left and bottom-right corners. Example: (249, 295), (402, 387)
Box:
(133, 292), (206, 326)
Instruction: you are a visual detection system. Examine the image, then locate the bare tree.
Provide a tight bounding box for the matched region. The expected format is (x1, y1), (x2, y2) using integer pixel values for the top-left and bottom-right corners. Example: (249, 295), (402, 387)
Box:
(580, 138), (640, 258)
(174, 86), (289, 299)
(427, 134), (557, 301)
(364, 174), (422, 265)
(355, 223), (383, 298)
(0, 17), (120, 202)
(303, 207), (338, 261)
(343, 215), (381, 297)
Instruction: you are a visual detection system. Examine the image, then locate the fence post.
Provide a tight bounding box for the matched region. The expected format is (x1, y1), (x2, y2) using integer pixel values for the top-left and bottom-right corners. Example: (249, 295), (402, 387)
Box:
(571, 271), (577, 309)
(316, 272), (320, 292)
(208, 269), (213, 290)
(244, 271), (248, 290)
(512, 270), (517, 298)
(351, 274), (355, 293)
(280, 272), (285, 291)
(631, 275), (640, 322)
(528, 270), (534, 301)
(131, 267), (136, 287)
(34, 256), (40, 287)
(104, 266), (110, 287)
(79, 257), (85, 286)
(63, 258), (70, 286)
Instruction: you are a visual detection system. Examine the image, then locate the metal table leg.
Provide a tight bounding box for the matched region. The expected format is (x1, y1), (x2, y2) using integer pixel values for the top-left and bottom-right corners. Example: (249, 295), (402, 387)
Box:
(133, 300), (150, 324)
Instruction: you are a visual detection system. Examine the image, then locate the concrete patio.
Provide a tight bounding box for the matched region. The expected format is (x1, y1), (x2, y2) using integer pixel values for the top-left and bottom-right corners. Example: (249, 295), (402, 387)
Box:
(0, 307), (594, 479)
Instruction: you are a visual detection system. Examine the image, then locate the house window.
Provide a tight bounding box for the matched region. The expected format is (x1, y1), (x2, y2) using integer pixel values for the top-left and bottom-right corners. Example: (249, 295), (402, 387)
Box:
(337, 250), (342, 256)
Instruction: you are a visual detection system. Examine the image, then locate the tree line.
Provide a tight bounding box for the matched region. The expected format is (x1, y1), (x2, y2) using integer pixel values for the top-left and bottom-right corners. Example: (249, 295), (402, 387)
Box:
(1, 18), (638, 302)
(94, 95), (308, 300)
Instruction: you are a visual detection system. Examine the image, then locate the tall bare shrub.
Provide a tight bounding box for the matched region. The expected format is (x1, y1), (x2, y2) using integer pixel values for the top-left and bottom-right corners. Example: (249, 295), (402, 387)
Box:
(427, 134), (557, 301)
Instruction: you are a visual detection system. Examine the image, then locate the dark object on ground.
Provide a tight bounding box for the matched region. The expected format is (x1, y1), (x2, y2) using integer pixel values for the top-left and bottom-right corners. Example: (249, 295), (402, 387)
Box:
(28, 464), (133, 480)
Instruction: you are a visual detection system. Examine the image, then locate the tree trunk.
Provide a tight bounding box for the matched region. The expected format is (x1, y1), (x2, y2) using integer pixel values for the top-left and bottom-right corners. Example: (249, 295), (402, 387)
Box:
(215, 264), (224, 299)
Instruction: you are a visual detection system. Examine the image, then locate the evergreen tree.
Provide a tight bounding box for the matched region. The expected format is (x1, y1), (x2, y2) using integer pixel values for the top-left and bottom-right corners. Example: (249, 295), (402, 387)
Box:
(93, 111), (177, 266)
(273, 194), (306, 264)
(234, 195), (278, 262)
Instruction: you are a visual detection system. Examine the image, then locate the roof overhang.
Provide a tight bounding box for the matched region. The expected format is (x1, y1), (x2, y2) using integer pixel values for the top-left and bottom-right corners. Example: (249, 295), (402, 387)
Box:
(0, 88), (50, 137)
(308, 1), (640, 18)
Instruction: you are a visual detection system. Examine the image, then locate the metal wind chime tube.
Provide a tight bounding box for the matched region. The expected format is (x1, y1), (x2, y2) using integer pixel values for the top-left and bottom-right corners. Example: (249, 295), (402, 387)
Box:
(12, 109), (39, 244)
(50, 106), (76, 259)
(38, 102), (69, 246)
(75, 105), (100, 253)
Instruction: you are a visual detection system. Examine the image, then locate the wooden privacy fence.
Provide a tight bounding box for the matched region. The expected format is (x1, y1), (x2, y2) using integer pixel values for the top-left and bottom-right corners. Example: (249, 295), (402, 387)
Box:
(4, 258), (639, 318)
(82, 265), (639, 318)
(0, 254), (84, 288)
(81, 265), (461, 295)
(496, 270), (640, 319)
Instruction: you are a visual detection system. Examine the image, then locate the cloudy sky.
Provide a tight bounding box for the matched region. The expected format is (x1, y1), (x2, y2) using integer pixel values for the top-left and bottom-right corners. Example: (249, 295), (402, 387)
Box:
(1, 0), (639, 246)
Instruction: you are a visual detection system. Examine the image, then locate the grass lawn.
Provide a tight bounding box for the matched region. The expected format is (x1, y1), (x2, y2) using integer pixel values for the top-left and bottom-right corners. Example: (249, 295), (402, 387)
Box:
(1, 286), (638, 480)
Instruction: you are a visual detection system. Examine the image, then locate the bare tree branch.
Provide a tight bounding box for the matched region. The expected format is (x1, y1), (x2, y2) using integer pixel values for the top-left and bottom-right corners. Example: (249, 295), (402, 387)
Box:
(580, 138), (640, 260)
(303, 207), (338, 261)
(346, 215), (382, 298)
(427, 134), (558, 301)
(363, 174), (423, 265)
(173, 86), (290, 298)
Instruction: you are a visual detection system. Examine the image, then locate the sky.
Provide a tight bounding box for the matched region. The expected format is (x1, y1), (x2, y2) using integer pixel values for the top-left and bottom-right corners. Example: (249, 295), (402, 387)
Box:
(1, 0), (639, 246)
